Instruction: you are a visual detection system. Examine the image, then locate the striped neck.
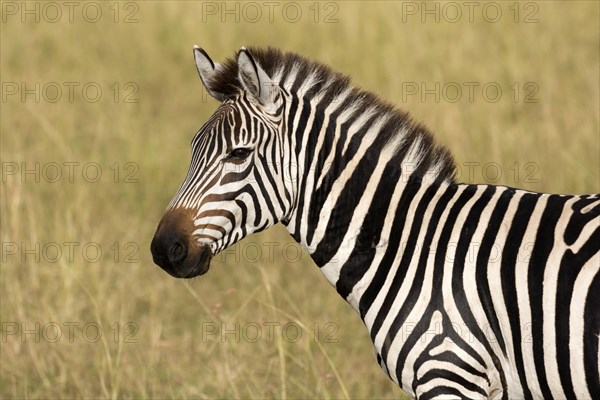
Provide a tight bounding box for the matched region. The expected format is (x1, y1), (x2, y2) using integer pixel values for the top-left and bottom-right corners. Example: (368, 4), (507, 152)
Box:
(281, 80), (456, 296)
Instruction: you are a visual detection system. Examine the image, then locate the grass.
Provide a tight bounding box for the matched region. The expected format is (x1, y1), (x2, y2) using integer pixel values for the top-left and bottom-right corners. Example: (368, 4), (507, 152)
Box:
(1, 1), (598, 399)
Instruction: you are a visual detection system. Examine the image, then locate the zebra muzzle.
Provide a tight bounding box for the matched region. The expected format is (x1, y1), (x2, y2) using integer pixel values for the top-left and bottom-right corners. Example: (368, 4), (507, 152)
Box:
(151, 208), (213, 278)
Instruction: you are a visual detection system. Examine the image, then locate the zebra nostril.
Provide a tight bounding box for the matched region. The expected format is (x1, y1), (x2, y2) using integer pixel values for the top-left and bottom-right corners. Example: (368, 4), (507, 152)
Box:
(168, 240), (187, 264)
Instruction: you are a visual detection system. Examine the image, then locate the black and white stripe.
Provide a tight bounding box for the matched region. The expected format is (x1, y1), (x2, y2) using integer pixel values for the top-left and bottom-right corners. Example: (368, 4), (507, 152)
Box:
(164, 46), (600, 399)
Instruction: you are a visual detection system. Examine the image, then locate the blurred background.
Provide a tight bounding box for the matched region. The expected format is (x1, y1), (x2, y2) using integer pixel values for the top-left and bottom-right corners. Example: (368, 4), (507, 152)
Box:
(1, 1), (598, 399)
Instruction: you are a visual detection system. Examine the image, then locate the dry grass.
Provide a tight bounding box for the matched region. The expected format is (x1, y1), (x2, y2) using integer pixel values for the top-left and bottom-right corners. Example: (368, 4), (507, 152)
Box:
(1, 1), (598, 399)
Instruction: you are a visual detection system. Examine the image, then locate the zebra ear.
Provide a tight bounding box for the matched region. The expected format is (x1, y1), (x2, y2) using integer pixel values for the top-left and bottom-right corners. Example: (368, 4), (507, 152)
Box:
(237, 47), (276, 107)
(193, 45), (225, 101)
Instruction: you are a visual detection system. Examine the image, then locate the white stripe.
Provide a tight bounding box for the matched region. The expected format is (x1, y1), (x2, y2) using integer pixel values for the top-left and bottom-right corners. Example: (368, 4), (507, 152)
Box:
(515, 195), (547, 398)
(486, 190), (525, 399)
(542, 196), (579, 399)
(569, 252), (598, 400)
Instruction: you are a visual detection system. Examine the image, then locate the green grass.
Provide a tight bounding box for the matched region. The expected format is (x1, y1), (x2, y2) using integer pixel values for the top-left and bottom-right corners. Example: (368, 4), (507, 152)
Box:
(1, 1), (598, 399)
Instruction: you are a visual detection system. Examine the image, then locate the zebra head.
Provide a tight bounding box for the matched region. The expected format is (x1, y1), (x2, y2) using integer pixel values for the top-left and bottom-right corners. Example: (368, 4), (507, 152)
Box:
(151, 46), (294, 278)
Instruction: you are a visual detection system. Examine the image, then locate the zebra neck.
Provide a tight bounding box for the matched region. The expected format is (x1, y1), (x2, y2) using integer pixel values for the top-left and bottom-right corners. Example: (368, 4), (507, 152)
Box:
(282, 97), (456, 308)
(286, 168), (454, 308)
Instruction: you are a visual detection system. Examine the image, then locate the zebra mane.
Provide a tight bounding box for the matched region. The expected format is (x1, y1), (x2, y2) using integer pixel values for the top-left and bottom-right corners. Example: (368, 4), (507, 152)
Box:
(209, 47), (457, 183)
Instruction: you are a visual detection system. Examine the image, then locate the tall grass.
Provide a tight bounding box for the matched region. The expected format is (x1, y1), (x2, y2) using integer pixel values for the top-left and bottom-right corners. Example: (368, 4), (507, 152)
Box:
(1, 1), (598, 399)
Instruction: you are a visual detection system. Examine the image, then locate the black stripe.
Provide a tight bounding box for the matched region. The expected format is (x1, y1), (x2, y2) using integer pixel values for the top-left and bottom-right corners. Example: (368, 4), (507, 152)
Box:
(556, 249), (591, 400)
(336, 160), (401, 298)
(251, 170), (275, 225)
(418, 369), (488, 398)
(291, 97), (315, 236)
(358, 175), (422, 319)
(583, 271), (600, 399)
(564, 196), (600, 245)
(235, 199), (248, 237)
(425, 350), (490, 381)
(501, 192), (539, 400)
(475, 187), (516, 356)
(419, 385), (470, 400)
(528, 194), (568, 399)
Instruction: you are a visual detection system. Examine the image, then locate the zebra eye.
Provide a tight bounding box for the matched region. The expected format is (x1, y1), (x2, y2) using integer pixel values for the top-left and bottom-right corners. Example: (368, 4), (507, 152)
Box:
(227, 147), (253, 161)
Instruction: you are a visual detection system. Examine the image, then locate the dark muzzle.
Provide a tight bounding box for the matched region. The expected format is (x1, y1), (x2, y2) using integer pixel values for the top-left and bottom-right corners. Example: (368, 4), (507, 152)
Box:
(151, 208), (212, 278)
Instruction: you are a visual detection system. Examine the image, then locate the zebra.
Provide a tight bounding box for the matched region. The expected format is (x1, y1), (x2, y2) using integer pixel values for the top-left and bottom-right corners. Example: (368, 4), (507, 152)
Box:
(151, 46), (600, 399)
